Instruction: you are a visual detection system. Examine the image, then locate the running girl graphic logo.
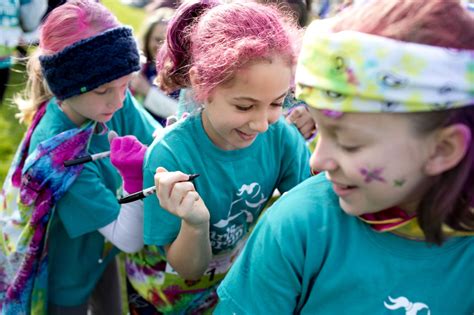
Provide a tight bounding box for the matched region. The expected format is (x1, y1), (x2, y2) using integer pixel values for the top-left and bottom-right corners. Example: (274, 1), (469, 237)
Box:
(384, 296), (431, 315)
(211, 183), (268, 252)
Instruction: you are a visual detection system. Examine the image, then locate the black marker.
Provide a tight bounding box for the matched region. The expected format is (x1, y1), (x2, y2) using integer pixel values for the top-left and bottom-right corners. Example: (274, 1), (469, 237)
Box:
(118, 173), (200, 204)
(64, 151), (110, 167)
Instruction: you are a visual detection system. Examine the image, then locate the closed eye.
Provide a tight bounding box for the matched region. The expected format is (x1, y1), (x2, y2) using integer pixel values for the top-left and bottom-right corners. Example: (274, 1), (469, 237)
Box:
(235, 105), (253, 111)
(339, 144), (360, 153)
(94, 88), (108, 95)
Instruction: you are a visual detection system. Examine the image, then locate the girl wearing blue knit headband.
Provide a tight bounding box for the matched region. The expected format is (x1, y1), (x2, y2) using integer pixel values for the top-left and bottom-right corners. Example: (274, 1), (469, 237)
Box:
(217, 0), (474, 313)
(0, 0), (159, 314)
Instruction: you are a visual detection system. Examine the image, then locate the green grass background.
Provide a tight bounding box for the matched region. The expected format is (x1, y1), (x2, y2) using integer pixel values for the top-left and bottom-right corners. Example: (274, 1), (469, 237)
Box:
(0, 0), (145, 184)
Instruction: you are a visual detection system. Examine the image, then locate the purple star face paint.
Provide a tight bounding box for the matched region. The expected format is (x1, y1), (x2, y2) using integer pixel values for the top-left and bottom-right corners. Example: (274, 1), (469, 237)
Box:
(360, 167), (386, 183)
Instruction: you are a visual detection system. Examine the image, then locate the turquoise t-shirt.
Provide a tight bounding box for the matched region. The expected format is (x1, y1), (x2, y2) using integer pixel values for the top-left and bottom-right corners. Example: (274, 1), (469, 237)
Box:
(216, 173), (474, 314)
(136, 112), (310, 312)
(28, 91), (158, 306)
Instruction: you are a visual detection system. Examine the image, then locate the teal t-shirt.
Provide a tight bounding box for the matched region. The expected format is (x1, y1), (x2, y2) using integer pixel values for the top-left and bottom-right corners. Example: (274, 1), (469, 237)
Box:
(28, 91), (158, 306)
(137, 112), (310, 312)
(216, 173), (474, 314)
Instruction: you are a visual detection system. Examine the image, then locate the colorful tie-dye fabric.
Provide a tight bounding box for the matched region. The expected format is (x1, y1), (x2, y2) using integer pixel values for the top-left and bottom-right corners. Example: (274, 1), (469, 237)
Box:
(0, 103), (95, 314)
(295, 23), (474, 113)
(126, 244), (234, 314)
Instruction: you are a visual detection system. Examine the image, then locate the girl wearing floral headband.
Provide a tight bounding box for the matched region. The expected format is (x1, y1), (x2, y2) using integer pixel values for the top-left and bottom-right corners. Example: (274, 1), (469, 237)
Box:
(216, 0), (474, 313)
(0, 0), (159, 313)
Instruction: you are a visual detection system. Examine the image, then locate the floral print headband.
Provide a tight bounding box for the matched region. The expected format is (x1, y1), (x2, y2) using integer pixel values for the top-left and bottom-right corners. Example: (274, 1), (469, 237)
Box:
(295, 22), (474, 113)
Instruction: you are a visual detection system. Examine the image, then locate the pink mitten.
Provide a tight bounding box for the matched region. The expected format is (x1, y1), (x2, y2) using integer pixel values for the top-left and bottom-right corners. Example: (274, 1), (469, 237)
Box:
(110, 135), (147, 193)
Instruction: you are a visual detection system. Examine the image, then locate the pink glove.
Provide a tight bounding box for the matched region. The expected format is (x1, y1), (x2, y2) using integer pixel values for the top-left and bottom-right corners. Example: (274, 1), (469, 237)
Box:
(110, 135), (147, 193)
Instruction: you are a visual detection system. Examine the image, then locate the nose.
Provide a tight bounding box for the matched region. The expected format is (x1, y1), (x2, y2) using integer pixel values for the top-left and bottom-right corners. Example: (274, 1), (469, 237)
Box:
(249, 112), (269, 133)
(248, 108), (280, 133)
(310, 137), (338, 172)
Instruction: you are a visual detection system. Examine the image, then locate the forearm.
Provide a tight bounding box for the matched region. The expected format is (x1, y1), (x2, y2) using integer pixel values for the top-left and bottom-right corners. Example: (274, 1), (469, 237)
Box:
(98, 199), (144, 253)
(166, 220), (212, 280)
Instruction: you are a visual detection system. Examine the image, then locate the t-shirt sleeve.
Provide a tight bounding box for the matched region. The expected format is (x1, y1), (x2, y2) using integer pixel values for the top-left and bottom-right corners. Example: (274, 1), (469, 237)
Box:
(276, 119), (311, 193)
(142, 138), (183, 246)
(55, 162), (120, 238)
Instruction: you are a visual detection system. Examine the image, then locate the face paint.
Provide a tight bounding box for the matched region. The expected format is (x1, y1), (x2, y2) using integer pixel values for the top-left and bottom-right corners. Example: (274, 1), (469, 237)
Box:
(393, 179), (406, 187)
(321, 109), (343, 119)
(360, 167), (386, 183)
(310, 109), (433, 216)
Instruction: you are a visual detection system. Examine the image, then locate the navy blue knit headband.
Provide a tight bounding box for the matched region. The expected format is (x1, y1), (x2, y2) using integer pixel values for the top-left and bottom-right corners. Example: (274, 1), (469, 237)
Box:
(40, 26), (140, 100)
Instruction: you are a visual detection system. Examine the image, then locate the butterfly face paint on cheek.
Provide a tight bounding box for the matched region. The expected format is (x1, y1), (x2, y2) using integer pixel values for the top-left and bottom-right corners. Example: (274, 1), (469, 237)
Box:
(360, 167), (386, 183)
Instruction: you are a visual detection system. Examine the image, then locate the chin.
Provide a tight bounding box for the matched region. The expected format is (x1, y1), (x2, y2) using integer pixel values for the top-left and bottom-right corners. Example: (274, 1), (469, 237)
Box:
(339, 200), (367, 216)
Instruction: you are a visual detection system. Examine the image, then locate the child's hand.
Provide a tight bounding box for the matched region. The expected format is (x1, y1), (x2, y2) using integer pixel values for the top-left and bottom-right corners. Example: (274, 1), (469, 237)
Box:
(109, 132), (147, 193)
(286, 105), (317, 140)
(154, 167), (210, 226)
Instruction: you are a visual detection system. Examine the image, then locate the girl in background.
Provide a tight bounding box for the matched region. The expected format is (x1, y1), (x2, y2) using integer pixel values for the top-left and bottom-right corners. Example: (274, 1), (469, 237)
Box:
(130, 7), (178, 125)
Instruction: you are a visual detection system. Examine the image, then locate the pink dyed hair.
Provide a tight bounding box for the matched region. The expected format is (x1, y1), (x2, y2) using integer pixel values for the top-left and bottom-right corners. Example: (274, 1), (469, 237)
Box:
(156, 0), (301, 101)
(40, 0), (120, 55)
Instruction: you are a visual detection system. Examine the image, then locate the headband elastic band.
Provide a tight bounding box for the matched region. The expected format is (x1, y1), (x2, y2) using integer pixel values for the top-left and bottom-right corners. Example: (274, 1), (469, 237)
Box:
(295, 22), (474, 113)
(40, 26), (140, 100)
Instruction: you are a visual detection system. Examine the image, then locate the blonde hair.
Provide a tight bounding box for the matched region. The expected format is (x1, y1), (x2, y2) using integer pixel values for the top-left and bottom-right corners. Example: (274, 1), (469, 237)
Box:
(14, 51), (53, 124)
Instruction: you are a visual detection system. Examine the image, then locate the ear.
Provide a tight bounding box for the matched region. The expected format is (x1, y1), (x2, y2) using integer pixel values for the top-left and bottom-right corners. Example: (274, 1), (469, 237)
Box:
(424, 124), (471, 176)
(189, 66), (200, 87)
(189, 67), (211, 104)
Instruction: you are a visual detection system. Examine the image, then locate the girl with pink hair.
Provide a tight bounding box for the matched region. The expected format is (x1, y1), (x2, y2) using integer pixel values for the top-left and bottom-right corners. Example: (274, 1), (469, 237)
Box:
(124, 0), (311, 313)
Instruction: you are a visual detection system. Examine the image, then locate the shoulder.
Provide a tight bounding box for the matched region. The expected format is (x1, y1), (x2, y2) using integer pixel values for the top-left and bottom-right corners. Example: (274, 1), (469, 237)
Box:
(144, 115), (197, 167)
(263, 174), (346, 235)
(265, 117), (307, 151)
(268, 116), (300, 137)
(29, 100), (71, 152)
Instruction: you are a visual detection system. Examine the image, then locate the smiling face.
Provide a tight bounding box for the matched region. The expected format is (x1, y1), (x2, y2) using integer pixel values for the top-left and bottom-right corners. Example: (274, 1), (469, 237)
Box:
(199, 56), (292, 151)
(309, 108), (437, 216)
(60, 74), (132, 126)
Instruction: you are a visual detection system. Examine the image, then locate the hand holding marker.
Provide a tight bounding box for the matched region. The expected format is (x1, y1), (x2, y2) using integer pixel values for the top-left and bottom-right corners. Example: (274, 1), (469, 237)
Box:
(64, 130), (200, 204)
(63, 130), (118, 167)
(118, 173), (200, 204)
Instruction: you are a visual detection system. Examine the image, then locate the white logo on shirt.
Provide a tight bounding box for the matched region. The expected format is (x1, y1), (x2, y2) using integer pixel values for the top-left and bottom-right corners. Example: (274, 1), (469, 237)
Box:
(213, 183), (267, 229)
(384, 296), (430, 315)
(211, 183), (267, 251)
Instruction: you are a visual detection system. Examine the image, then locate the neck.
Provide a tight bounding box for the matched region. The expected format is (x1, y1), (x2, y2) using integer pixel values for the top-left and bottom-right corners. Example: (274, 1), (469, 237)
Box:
(59, 101), (86, 126)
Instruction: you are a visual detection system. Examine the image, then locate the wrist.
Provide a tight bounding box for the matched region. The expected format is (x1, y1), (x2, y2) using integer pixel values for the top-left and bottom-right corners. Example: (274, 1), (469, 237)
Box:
(182, 219), (209, 233)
